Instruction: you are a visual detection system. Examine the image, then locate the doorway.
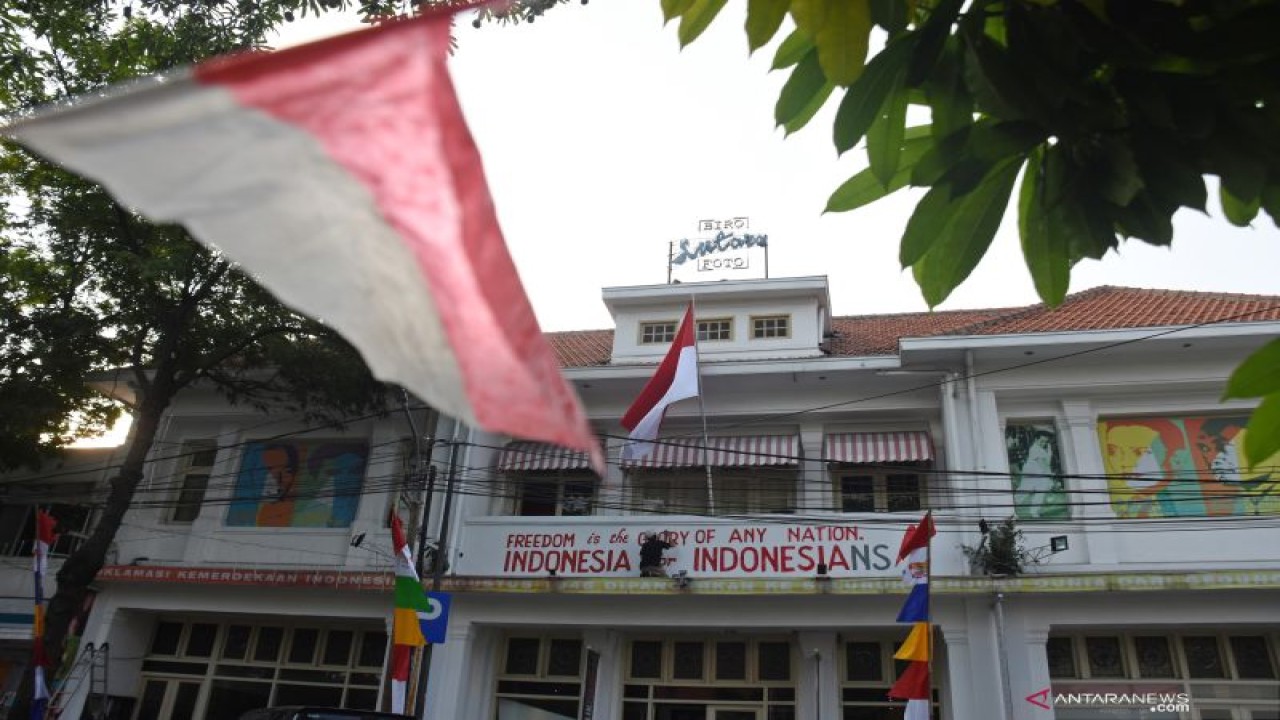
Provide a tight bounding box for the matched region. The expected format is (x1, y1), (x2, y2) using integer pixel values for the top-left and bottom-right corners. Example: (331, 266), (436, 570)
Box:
(133, 678), (201, 720)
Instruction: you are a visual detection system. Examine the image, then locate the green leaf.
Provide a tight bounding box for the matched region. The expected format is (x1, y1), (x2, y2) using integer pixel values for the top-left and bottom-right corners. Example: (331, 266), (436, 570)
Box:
(783, 81), (835, 135)
(775, 48), (829, 129)
(832, 36), (915, 154)
(746, 0), (791, 53)
(1243, 393), (1280, 469)
(1112, 194), (1174, 246)
(869, 0), (908, 35)
(1221, 184), (1261, 226)
(1225, 339), (1280, 398)
(661, 0), (695, 24)
(771, 29), (814, 70)
(923, 37), (974, 142)
(906, 0), (963, 86)
(961, 24), (1051, 124)
(867, 85), (909, 186)
(1207, 137), (1266, 206)
(1133, 136), (1207, 213)
(1263, 184), (1280, 228)
(911, 157), (1023, 307)
(911, 127), (968, 187)
(826, 126), (932, 213)
(789, 0), (826, 39)
(1096, 140), (1144, 208)
(900, 182), (961, 267)
(912, 120), (1042, 188)
(1018, 146), (1071, 306)
(678, 0), (730, 46)
(814, 0), (872, 86)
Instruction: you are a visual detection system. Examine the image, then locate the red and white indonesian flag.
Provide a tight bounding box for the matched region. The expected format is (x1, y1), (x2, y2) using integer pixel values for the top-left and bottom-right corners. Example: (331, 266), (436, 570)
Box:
(621, 304), (699, 461)
(3, 11), (603, 474)
(34, 509), (57, 577)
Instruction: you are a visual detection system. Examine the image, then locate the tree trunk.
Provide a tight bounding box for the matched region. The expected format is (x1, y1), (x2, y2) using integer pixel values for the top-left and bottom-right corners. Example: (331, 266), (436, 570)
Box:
(11, 379), (174, 719)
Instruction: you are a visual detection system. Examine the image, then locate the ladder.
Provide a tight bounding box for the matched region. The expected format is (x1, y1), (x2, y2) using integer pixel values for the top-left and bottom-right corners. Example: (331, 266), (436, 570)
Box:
(44, 642), (109, 720)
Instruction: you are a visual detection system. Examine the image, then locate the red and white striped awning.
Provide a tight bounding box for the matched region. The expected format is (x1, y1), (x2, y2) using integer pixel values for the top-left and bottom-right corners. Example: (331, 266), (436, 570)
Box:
(622, 435), (799, 469)
(824, 432), (933, 464)
(498, 442), (592, 472)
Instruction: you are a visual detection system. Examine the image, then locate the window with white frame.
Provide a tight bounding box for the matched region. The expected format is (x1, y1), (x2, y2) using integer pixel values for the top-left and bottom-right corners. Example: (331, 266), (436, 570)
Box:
(139, 619), (387, 718)
(834, 467), (926, 513)
(640, 321), (678, 345)
(623, 636), (795, 720)
(697, 317), (733, 342)
(514, 472), (597, 517)
(496, 634), (586, 720)
(170, 440), (217, 523)
(751, 315), (790, 339)
(1047, 632), (1279, 719)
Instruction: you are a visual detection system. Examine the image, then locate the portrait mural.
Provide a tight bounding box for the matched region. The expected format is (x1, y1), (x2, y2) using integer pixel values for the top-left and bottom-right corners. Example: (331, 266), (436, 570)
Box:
(227, 440), (369, 528)
(1097, 415), (1280, 518)
(1005, 423), (1069, 519)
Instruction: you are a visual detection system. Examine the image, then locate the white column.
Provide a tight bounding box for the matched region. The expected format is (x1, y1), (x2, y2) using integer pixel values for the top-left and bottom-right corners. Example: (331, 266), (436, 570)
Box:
(598, 432), (628, 517)
(1060, 401), (1118, 566)
(799, 425), (827, 513)
(972, 390), (1010, 518)
(959, 595), (1008, 720)
(795, 631), (838, 720)
(937, 624), (973, 720)
(584, 629), (623, 720)
(425, 620), (477, 720)
(1002, 612), (1053, 720)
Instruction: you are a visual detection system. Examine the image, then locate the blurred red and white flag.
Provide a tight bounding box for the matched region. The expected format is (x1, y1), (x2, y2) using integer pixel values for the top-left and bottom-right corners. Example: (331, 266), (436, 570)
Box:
(4, 11), (603, 473)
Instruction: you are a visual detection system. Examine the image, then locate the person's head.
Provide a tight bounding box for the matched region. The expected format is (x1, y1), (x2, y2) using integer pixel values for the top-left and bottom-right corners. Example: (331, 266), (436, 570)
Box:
(262, 443), (300, 498)
(1105, 424), (1160, 474)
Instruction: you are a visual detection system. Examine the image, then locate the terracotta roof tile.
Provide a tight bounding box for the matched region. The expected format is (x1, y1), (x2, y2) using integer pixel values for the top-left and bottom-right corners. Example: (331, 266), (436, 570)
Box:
(547, 329), (613, 367)
(545, 287), (1280, 368)
(827, 308), (1010, 355)
(940, 286), (1280, 337)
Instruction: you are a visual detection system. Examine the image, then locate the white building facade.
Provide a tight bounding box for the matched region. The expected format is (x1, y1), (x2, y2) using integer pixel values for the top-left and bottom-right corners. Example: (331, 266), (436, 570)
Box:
(2, 277), (1278, 720)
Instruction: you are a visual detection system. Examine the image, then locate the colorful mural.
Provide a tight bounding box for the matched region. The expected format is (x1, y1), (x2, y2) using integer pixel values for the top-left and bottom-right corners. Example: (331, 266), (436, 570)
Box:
(1005, 423), (1069, 519)
(1097, 415), (1280, 518)
(227, 440), (369, 528)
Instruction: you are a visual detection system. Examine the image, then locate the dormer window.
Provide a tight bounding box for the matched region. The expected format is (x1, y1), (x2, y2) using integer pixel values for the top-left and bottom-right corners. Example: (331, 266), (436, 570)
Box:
(639, 321), (677, 344)
(697, 318), (732, 342)
(752, 314), (790, 339)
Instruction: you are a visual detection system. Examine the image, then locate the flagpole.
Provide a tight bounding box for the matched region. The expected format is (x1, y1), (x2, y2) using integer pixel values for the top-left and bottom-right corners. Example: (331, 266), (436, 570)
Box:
(926, 511), (934, 718)
(688, 296), (715, 515)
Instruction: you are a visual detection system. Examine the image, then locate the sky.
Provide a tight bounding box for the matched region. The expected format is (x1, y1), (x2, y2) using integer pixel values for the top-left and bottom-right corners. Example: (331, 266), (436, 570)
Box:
(76, 1), (1280, 447)
(283, 1), (1279, 332)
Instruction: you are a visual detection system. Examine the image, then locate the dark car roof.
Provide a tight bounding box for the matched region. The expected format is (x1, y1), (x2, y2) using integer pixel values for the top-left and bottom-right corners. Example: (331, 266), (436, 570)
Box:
(239, 708), (412, 720)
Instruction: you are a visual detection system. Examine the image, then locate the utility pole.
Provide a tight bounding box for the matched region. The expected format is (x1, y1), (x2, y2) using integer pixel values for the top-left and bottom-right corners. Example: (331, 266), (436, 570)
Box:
(411, 430), (464, 717)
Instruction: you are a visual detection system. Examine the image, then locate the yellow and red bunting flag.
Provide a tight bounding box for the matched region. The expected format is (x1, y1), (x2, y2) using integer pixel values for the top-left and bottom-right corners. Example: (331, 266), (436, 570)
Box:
(32, 509), (57, 720)
(892, 514), (933, 720)
(389, 512), (430, 714)
(390, 513), (429, 648)
(894, 622), (931, 662)
(889, 660), (929, 699)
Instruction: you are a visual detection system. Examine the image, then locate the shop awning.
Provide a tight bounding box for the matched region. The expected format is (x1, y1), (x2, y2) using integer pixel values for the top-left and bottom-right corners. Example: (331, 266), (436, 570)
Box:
(498, 442), (592, 472)
(824, 431), (933, 463)
(622, 435), (799, 469)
